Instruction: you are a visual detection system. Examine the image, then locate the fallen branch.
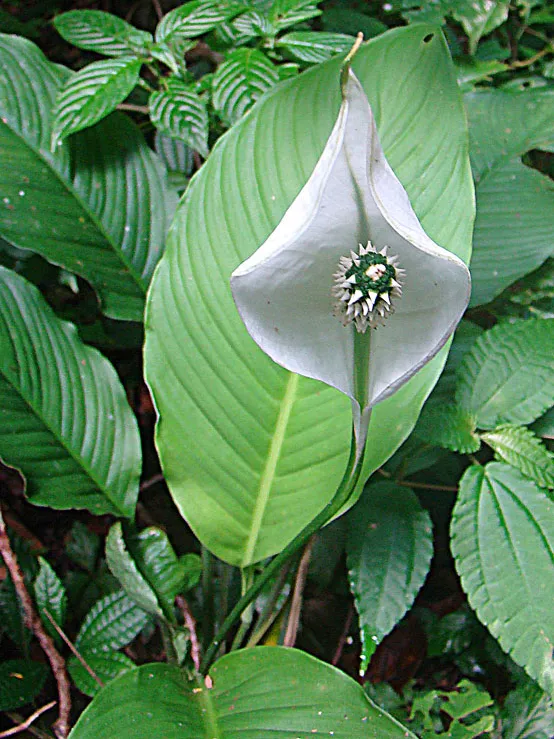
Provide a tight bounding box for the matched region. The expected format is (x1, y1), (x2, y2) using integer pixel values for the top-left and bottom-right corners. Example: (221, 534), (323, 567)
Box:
(0, 508), (71, 738)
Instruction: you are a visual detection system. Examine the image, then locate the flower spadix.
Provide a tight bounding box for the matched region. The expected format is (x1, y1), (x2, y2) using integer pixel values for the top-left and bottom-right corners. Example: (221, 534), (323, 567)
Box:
(231, 67), (471, 447)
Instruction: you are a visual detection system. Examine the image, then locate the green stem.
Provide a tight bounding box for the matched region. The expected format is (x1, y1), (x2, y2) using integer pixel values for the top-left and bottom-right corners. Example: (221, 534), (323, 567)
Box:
(199, 426), (364, 675)
(201, 545), (215, 652)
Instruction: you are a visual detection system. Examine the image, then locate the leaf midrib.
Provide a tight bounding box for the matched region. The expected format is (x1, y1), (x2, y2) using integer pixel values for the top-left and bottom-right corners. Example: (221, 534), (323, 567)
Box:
(0, 304), (126, 516)
(241, 372), (299, 567)
(0, 115), (148, 296)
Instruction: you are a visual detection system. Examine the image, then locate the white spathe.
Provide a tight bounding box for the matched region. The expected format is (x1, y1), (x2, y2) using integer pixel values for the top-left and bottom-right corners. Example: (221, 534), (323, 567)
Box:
(231, 69), (471, 435)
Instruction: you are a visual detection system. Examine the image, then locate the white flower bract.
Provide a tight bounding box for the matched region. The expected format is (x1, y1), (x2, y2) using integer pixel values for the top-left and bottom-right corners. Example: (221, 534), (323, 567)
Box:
(231, 68), (471, 443)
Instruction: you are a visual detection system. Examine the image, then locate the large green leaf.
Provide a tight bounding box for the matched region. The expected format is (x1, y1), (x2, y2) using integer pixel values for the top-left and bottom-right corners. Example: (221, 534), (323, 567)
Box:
(0, 34), (177, 321)
(52, 56), (143, 146)
(144, 26), (474, 566)
(467, 88), (554, 306)
(277, 31), (355, 63)
(456, 319), (554, 430)
(451, 462), (554, 695)
(346, 482), (433, 673)
(69, 647), (416, 738)
(53, 10), (153, 57)
(0, 267), (141, 515)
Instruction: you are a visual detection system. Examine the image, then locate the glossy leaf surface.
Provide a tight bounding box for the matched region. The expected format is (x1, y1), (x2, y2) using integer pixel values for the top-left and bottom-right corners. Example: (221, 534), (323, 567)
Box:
(481, 425), (554, 490)
(451, 462), (554, 695)
(144, 27), (474, 565)
(69, 647), (416, 738)
(347, 482), (433, 672)
(52, 56), (142, 146)
(0, 34), (177, 321)
(467, 88), (554, 306)
(149, 78), (208, 157)
(0, 268), (141, 515)
(212, 48), (279, 124)
(53, 10), (153, 57)
(456, 319), (554, 429)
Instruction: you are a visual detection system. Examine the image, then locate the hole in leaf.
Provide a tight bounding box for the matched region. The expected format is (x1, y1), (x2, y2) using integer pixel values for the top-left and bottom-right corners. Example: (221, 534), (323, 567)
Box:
(423, 33), (434, 43)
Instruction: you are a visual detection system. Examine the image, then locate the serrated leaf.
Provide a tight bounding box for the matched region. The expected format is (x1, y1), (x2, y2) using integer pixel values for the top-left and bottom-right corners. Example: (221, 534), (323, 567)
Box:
(69, 651), (136, 698)
(34, 557), (67, 642)
(0, 660), (48, 711)
(54, 10), (152, 57)
(277, 31), (355, 64)
(149, 79), (208, 157)
(75, 589), (149, 653)
(0, 35), (177, 321)
(156, 0), (228, 45)
(481, 426), (554, 490)
(415, 401), (480, 453)
(0, 268), (141, 515)
(502, 678), (554, 739)
(52, 56), (142, 146)
(144, 28), (473, 566)
(451, 462), (554, 695)
(456, 319), (554, 429)
(346, 482), (433, 673)
(212, 48), (279, 124)
(467, 88), (554, 306)
(68, 649), (417, 738)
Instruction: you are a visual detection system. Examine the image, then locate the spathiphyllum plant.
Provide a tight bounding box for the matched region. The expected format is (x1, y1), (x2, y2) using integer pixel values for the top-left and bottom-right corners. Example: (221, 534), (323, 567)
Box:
(231, 53), (471, 458)
(196, 42), (472, 673)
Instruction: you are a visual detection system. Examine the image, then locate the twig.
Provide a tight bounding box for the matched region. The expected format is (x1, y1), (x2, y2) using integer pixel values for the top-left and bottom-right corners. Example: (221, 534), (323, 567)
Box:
(139, 473), (165, 493)
(332, 602), (354, 666)
(175, 596), (201, 672)
(0, 510), (71, 739)
(116, 103), (150, 114)
(5, 713), (52, 739)
(376, 469), (457, 492)
(42, 609), (104, 689)
(151, 0), (163, 22)
(0, 702), (57, 738)
(283, 535), (316, 648)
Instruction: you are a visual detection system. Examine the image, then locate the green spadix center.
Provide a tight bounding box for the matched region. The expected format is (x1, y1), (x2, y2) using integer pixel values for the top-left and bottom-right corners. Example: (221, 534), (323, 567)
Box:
(345, 253), (396, 296)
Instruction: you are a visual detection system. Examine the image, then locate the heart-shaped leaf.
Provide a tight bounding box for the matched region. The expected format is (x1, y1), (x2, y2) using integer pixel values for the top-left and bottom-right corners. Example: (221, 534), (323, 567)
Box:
(69, 647), (416, 738)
